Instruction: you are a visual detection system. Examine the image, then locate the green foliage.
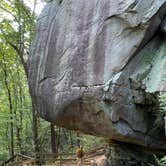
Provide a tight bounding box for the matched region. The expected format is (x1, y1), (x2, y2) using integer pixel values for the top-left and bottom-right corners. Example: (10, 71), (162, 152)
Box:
(160, 156), (166, 165)
(0, 43), (33, 158)
(159, 94), (166, 113)
(0, 151), (8, 165)
(152, 155), (166, 166)
(0, 0), (37, 161)
(154, 93), (166, 166)
(77, 135), (105, 151)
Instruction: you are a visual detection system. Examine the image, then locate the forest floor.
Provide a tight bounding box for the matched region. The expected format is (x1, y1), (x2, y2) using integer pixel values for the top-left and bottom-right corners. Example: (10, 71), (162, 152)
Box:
(9, 146), (106, 166)
(52, 146), (106, 166)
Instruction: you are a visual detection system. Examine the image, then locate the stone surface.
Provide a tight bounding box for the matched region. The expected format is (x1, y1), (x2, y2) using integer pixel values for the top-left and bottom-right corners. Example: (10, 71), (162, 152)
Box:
(105, 141), (157, 166)
(28, 0), (166, 152)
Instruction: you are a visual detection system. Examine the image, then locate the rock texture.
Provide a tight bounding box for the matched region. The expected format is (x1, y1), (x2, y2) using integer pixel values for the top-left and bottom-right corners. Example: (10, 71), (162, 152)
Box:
(28, 0), (166, 163)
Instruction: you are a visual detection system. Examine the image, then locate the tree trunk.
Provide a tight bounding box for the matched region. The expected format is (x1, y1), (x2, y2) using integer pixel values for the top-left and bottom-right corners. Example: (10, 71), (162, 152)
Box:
(50, 123), (57, 156)
(77, 132), (80, 147)
(2, 54), (14, 157)
(13, 83), (22, 153)
(9, 98), (14, 158)
(70, 131), (74, 148)
(32, 102), (40, 164)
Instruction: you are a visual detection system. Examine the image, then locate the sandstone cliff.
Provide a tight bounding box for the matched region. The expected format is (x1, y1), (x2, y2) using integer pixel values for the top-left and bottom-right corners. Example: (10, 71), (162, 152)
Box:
(28, 0), (166, 165)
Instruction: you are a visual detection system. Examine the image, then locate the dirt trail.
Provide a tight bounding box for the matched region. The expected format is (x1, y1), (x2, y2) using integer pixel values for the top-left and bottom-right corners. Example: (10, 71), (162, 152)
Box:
(53, 146), (106, 166)
(7, 146), (106, 166)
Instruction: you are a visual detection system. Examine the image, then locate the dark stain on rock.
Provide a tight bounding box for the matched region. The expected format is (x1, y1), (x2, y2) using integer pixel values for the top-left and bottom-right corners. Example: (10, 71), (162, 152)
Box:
(93, 0), (110, 84)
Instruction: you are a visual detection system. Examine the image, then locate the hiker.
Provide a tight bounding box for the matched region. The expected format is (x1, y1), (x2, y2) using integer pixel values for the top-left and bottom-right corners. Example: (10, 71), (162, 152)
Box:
(90, 159), (97, 166)
(76, 145), (84, 166)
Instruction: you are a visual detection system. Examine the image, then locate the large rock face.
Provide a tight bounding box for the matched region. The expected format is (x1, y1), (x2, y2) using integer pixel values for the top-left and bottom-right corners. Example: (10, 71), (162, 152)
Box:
(29, 0), (166, 155)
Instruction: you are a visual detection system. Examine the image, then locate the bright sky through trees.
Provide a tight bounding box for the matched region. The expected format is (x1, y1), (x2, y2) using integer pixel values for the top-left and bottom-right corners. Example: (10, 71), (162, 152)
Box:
(24, 0), (45, 15)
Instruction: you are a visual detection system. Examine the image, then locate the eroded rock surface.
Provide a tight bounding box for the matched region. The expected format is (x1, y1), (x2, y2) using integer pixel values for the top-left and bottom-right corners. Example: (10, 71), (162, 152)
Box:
(28, 0), (166, 155)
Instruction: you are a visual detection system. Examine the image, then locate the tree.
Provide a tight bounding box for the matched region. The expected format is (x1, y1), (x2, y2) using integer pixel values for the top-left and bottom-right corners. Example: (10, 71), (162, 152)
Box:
(0, 0), (39, 162)
(0, 51), (14, 157)
(50, 123), (57, 155)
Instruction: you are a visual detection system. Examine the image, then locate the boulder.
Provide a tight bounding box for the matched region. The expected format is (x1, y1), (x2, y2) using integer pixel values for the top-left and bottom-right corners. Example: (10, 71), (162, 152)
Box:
(28, 0), (166, 165)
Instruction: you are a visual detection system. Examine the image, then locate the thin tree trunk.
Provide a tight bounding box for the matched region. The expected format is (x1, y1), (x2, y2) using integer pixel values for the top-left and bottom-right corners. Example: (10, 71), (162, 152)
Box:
(9, 91), (14, 158)
(50, 123), (57, 156)
(56, 128), (61, 153)
(32, 102), (40, 164)
(18, 82), (23, 152)
(2, 54), (14, 157)
(69, 131), (74, 148)
(16, 68), (23, 152)
(77, 132), (80, 147)
(13, 83), (22, 153)
(18, 1), (40, 160)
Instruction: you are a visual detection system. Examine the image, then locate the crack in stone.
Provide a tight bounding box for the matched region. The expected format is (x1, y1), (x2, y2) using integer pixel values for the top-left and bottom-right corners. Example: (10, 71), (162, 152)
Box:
(38, 71), (67, 85)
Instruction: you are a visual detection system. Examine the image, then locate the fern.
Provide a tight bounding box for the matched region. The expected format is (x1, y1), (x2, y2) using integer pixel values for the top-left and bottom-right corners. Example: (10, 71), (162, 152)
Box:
(159, 94), (166, 113)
